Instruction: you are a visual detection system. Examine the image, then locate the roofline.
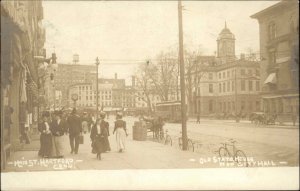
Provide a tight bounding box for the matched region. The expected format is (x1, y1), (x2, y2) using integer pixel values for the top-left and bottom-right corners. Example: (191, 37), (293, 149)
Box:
(250, 1), (296, 19)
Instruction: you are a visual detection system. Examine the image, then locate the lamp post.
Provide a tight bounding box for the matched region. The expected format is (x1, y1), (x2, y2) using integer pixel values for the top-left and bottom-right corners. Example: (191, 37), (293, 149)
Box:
(95, 57), (100, 119)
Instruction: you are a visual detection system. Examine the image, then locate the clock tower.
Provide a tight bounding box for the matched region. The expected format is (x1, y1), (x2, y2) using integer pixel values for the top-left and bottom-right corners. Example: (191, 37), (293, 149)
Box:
(217, 22), (235, 64)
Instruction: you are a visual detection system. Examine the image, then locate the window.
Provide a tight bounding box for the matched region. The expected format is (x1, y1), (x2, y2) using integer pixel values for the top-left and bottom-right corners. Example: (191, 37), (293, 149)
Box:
(227, 71), (230, 78)
(256, 101), (260, 111)
(209, 100), (213, 112)
(241, 101), (245, 110)
(219, 73), (221, 79)
(248, 69), (252, 76)
(269, 51), (276, 64)
(219, 83), (222, 93)
(209, 84), (213, 93)
(209, 73), (213, 80)
(227, 81), (230, 91)
(268, 22), (276, 41)
(241, 80), (245, 91)
(249, 101), (253, 111)
(223, 72), (225, 78)
(241, 69), (245, 75)
(255, 69), (260, 76)
(232, 81), (235, 91)
(256, 81), (260, 91)
(223, 83), (226, 92)
(249, 80), (253, 91)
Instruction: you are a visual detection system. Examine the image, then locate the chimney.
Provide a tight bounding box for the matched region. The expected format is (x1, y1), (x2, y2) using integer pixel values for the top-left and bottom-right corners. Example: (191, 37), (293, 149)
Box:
(240, 53), (245, 60)
(115, 73), (117, 79)
(132, 76), (136, 87)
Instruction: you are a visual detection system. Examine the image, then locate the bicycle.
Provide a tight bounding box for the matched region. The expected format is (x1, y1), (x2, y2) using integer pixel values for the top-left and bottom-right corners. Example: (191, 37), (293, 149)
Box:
(155, 129), (173, 146)
(178, 132), (195, 152)
(218, 139), (248, 167)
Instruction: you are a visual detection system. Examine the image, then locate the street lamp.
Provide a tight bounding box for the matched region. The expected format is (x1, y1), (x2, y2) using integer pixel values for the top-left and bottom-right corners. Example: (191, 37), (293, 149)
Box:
(95, 57), (100, 119)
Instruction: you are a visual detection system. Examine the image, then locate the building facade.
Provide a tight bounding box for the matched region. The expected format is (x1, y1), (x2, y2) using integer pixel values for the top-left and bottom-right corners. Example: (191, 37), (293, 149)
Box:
(50, 63), (97, 108)
(1, 0), (45, 169)
(191, 24), (261, 117)
(251, 0), (299, 120)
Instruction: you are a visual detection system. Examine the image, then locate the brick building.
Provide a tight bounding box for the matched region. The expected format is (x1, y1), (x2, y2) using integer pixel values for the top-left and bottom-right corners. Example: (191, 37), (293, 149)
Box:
(251, 0), (299, 121)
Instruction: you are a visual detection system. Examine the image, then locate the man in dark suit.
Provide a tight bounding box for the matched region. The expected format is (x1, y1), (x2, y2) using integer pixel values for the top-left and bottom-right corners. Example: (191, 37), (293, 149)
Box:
(50, 110), (66, 158)
(67, 108), (82, 154)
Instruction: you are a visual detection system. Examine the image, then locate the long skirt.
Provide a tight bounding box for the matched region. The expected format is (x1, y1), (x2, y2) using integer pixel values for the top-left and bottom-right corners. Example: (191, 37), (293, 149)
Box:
(82, 121), (88, 133)
(92, 136), (106, 154)
(39, 134), (52, 157)
(103, 136), (111, 151)
(115, 128), (126, 151)
(52, 135), (65, 157)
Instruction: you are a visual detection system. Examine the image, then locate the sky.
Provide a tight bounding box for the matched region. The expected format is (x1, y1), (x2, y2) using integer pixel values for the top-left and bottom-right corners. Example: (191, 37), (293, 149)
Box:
(42, 0), (279, 84)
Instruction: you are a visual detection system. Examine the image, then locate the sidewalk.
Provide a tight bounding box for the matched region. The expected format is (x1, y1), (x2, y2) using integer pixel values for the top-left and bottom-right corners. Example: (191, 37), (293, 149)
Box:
(3, 133), (220, 172)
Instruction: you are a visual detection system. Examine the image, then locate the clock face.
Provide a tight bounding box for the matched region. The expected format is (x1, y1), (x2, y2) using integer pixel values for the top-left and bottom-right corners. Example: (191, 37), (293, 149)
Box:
(71, 94), (78, 101)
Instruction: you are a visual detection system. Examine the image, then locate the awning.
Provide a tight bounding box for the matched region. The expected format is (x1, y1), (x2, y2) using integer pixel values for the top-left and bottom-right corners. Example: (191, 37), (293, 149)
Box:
(264, 73), (277, 84)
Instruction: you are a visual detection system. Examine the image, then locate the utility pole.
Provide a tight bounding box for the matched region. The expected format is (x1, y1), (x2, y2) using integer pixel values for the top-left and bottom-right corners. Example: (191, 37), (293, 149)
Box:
(95, 57), (100, 119)
(178, 0), (188, 150)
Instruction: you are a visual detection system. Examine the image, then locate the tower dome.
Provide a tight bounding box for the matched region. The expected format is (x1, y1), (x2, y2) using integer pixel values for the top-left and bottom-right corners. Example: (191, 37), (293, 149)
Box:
(218, 22), (235, 40)
(216, 22), (236, 64)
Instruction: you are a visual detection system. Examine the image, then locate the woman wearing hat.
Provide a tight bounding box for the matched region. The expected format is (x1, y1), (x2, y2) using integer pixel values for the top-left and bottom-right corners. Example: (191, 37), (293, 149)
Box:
(38, 111), (53, 158)
(90, 112), (109, 160)
(50, 110), (66, 158)
(113, 112), (128, 153)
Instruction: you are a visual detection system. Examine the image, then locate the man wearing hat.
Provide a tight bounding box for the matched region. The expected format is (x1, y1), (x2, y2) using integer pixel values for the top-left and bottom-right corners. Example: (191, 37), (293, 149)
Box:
(67, 108), (82, 154)
(38, 111), (52, 158)
(50, 110), (66, 158)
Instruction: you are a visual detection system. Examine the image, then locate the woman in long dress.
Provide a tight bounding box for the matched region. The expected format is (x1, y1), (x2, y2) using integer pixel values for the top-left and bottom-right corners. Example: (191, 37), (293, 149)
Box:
(38, 111), (53, 158)
(113, 112), (128, 153)
(90, 115), (108, 160)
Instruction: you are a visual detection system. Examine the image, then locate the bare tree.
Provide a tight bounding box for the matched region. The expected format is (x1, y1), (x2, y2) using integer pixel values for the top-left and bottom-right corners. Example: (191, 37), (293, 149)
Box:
(134, 63), (156, 113)
(148, 51), (178, 101)
(184, 50), (208, 116)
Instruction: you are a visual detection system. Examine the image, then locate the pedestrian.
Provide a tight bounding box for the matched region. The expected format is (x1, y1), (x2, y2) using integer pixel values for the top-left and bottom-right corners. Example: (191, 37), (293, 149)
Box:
(81, 112), (89, 134)
(90, 113), (110, 160)
(113, 112), (128, 153)
(157, 116), (164, 138)
(50, 110), (66, 158)
(196, 113), (200, 124)
(99, 111), (111, 152)
(87, 113), (93, 133)
(38, 111), (52, 158)
(67, 108), (82, 154)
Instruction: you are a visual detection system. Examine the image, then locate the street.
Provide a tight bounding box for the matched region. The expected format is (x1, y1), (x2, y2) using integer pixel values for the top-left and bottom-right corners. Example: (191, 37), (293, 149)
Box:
(4, 116), (299, 172)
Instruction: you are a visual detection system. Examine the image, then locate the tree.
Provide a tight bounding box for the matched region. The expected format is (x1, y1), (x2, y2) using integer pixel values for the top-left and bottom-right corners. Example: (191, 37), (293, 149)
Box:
(134, 62), (156, 113)
(148, 51), (178, 101)
(183, 47), (211, 116)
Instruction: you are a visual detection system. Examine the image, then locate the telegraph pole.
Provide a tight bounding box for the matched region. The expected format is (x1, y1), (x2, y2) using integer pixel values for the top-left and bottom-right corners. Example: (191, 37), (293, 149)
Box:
(178, 0), (188, 150)
(95, 57), (100, 119)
